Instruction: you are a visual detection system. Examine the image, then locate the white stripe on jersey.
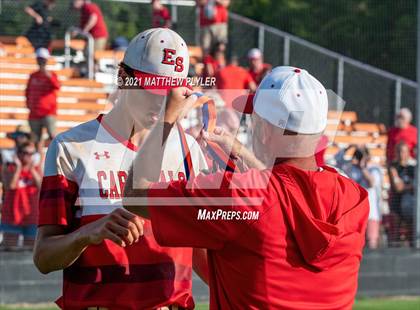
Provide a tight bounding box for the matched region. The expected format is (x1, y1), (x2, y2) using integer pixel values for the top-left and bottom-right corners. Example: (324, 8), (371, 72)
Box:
(44, 116), (207, 218)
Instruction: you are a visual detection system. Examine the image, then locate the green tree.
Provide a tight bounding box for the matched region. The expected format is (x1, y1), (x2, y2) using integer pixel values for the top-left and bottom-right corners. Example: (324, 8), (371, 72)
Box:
(231, 0), (416, 80)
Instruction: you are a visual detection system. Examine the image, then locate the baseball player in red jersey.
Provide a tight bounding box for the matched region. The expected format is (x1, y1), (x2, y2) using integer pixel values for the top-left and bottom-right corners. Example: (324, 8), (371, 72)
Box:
(124, 66), (370, 309)
(33, 28), (209, 309)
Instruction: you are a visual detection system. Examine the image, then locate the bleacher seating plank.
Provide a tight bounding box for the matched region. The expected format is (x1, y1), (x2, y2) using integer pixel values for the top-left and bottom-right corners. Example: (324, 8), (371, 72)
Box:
(1, 67), (74, 78)
(0, 138), (16, 149)
(94, 50), (125, 62)
(0, 56), (56, 65)
(59, 79), (104, 88)
(333, 135), (373, 145)
(328, 110), (358, 124)
(0, 78), (103, 88)
(0, 112), (98, 122)
(325, 122), (344, 132)
(353, 123), (380, 134)
(50, 39), (86, 51)
(16, 36), (32, 47)
(374, 135), (388, 145)
(3, 44), (34, 55)
(325, 146), (339, 157)
(369, 148), (386, 158)
(1, 100), (107, 112)
(1, 89), (107, 100)
(0, 36), (31, 46)
(0, 36), (19, 45)
(0, 124), (70, 134)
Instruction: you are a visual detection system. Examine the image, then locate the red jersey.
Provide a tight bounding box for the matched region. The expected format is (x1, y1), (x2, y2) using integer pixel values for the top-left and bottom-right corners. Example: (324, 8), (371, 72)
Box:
(2, 165), (39, 226)
(199, 2), (228, 26)
(215, 65), (254, 107)
(38, 116), (207, 309)
(25, 71), (60, 120)
(149, 164), (369, 310)
(386, 125), (418, 161)
(249, 63), (272, 85)
(203, 54), (223, 78)
(81, 3), (108, 39)
(152, 6), (171, 28)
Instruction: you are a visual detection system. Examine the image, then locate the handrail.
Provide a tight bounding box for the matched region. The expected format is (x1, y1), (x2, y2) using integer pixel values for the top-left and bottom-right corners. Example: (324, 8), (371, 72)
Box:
(64, 26), (94, 80)
(108, 0), (196, 6)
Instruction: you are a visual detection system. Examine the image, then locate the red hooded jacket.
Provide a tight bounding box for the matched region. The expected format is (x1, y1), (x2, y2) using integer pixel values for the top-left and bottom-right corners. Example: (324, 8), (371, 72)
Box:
(149, 164), (369, 309)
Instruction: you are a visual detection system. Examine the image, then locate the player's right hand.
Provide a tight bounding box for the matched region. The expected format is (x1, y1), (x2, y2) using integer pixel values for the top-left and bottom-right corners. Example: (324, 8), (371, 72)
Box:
(164, 87), (198, 124)
(203, 127), (243, 159)
(79, 208), (144, 247)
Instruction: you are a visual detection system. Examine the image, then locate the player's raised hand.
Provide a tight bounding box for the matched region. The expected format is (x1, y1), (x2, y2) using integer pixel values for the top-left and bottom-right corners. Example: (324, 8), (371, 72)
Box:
(164, 87), (198, 124)
(79, 208), (144, 247)
(203, 127), (243, 159)
(203, 126), (266, 170)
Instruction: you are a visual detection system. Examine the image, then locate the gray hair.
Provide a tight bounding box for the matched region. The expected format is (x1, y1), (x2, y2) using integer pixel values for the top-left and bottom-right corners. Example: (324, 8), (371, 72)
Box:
(398, 108), (412, 122)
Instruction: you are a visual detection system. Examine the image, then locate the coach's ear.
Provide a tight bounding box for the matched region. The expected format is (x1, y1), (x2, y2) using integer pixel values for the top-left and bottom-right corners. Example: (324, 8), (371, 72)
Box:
(260, 118), (273, 145)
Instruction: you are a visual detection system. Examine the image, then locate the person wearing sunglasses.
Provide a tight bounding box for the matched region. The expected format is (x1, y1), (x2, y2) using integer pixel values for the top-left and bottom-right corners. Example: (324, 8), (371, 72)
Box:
(0, 141), (42, 249)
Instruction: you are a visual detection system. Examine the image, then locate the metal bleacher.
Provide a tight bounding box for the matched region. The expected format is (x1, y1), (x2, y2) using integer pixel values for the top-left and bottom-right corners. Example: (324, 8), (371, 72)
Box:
(0, 36), (111, 149)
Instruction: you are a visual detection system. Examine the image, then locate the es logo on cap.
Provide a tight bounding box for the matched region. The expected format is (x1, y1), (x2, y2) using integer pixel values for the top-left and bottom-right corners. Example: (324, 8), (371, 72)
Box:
(162, 48), (184, 72)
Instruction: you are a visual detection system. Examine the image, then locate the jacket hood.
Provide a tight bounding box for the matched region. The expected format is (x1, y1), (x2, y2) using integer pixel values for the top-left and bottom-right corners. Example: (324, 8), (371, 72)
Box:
(273, 164), (369, 271)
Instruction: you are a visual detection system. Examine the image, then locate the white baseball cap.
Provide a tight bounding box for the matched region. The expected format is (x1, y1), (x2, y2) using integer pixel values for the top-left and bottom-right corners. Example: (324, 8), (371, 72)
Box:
(234, 66), (328, 134)
(122, 28), (190, 92)
(35, 47), (50, 59)
(247, 48), (262, 59)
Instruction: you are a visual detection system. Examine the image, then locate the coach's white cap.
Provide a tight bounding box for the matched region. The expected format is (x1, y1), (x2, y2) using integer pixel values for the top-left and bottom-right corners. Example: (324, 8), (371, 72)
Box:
(123, 28), (189, 79)
(248, 48), (262, 59)
(35, 47), (50, 59)
(236, 66), (328, 134)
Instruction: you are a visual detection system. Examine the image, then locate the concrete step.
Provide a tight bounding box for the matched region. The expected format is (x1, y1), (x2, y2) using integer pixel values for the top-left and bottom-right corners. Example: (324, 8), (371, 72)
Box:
(0, 251), (61, 303)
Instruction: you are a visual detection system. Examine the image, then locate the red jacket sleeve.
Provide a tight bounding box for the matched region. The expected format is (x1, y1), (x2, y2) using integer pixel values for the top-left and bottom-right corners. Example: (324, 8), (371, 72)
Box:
(25, 74), (34, 104)
(162, 7), (171, 21)
(49, 72), (61, 90)
(148, 169), (267, 250)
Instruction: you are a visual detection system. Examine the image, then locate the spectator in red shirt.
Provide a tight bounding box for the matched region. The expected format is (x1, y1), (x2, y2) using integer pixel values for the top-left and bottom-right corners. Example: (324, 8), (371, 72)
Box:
(124, 66), (369, 309)
(388, 142), (416, 245)
(73, 0), (108, 51)
(203, 41), (226, 79)
(26, 48), (60, 150)
(152, 0), (171, 28)
(215, 56), (256, 107)
(247, 48), (272, 85)
(386, 108), (418, 163)
(197, 0), (230, 54)
(0, 141), (41, 249)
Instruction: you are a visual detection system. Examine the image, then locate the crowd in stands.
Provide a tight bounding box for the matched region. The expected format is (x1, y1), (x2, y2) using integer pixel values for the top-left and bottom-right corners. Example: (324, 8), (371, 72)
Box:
(386, 109), (418, 246)
(331, 108), (418, 248)
(0, 0), (418, 251)
(0, 131), (41, 249)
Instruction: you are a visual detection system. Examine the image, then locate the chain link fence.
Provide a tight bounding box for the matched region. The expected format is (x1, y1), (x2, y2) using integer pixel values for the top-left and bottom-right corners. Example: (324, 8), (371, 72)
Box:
(0, 0), (418, 248)
(227, 12), (417, 126)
